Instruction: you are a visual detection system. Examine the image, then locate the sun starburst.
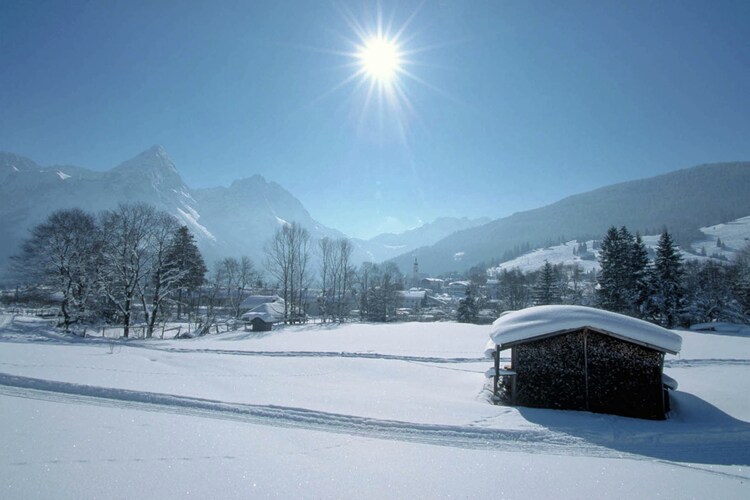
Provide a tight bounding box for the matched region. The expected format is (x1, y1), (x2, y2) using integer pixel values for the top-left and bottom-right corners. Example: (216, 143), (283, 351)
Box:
(358, 36), (402, 84)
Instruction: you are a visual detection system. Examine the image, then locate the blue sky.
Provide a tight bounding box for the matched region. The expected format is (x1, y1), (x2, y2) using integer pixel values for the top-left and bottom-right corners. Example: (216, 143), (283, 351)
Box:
(2, 0), (749, 238)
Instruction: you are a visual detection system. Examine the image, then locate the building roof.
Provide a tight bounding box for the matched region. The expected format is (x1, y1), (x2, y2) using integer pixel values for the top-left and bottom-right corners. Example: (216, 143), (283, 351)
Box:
(489, 305), (682, 354)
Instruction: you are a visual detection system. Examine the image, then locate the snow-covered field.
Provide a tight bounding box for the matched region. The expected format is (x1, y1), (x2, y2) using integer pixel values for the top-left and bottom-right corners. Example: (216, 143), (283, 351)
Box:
(1, 315), (749, 499)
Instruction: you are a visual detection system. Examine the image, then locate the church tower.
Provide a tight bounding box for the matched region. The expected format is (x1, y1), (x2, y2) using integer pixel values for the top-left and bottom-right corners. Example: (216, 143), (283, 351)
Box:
(412, 256), (419, 287)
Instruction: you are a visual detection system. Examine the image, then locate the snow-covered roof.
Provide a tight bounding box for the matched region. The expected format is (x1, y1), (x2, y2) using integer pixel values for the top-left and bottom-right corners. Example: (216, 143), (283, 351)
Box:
(447, 281), (471, 288)
(241, 300), (286, 324)
(398, 290), (426, 300)
(239, 295), (282, 311)
(489, 305), (682, 354)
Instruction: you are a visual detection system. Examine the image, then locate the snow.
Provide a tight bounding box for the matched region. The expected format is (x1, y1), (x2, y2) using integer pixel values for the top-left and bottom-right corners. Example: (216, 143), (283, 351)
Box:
(175, 206), (216, 242)
(399, 289), (426, 300)
(490, 305), (683, 354)
(275, 215), (290, 226)
(690, 322), (750, 336)
(172, 187), (196, 203)
(240, 300), (286, 323)
(1, 315), (749, 498)
(490, 240), (600, 274)
(691, 215), (750, 259)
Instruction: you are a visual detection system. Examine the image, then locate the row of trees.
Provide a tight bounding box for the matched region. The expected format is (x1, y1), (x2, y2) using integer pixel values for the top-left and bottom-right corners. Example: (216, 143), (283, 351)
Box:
(14, 204), (206, 336)
(12, 207), (410, 333)
(472, 228), (750, 328)
(15, 205), (750, 332)
(596, 225), (750, 327)
(262, 222), (406, 322)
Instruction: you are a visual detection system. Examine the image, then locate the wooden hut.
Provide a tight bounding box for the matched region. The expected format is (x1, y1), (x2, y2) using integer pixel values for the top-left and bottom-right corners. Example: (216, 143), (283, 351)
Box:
(486, 305), (682, 420)
(241, 299), (286, 332)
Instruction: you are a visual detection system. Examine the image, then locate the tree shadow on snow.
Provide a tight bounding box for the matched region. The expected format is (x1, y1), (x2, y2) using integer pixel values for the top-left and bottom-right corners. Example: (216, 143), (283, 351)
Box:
(517, 391), (750, 466)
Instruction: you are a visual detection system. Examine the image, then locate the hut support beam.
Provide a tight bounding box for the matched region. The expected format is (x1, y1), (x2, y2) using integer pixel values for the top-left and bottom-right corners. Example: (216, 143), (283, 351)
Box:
(493, 345), (500, 397)
(583, 328), (590, 411)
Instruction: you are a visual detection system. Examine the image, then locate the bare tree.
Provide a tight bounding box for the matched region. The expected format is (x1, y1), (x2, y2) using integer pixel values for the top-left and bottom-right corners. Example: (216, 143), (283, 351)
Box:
(137, 211), (183, 338)
(318, 237), (334, 322)
(216, 256), (258, 317)
(264, 222), (311, 322)
(358, 262), (403, 322)
(237, 256), (257, 315)
(498, 268), (532, 311)
(99, 203), (159, 338)
(12, 208), (99, 330)
(332, 238), (354, 321)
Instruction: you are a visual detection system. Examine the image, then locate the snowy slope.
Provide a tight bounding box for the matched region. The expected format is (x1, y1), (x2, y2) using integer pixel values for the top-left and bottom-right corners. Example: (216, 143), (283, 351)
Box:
(1, 315), (749, 498)
(690, 215), (750, 260)
(489, 240), (600, 274)
(489, 215), (750, 275)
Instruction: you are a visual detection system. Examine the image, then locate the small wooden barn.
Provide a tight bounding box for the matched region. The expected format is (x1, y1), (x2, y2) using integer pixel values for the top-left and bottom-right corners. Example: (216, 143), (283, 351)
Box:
(486, 305), (682, 420)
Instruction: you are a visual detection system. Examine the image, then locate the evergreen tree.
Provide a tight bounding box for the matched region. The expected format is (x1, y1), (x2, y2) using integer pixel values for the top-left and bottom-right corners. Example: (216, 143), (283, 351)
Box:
(164, 226), (207, 320)
(732, 243), (750, 320)
(596, 226), (649, 316)
(457, 285), (479, 323)
(647, 230), (685, 328)
(533, 261), (561, 305)
(683, 260), (743, 324)
(629, 232), (651, 316)
(596, 226), (630, 313)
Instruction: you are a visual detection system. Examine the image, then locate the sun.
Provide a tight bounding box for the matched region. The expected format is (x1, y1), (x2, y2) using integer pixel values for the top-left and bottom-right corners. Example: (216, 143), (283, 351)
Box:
(304, 2), (444, 139)
(358, 36), (402, 84)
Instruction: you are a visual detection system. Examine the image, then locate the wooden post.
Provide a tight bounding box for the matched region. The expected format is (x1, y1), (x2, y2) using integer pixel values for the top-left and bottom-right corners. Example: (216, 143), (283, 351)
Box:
(511, 347), (517, 405)
(493, 345), (500, 397)
(583, 328), (590, 412)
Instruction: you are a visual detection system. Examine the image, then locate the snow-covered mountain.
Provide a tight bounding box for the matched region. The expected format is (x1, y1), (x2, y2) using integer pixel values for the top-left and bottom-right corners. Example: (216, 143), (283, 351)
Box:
(190, 175), (350, 265)
(0, 147), (485, 275)
(0, 147), (348, 272)
(391, 162), (750, 275)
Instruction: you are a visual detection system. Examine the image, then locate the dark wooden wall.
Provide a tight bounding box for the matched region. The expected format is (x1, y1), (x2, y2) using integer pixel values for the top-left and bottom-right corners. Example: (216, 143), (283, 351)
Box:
(505, 328), (667, 419)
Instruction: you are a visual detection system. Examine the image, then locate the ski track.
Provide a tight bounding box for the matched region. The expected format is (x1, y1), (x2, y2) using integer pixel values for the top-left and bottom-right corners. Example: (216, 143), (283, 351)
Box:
(0, 372), (587, 455)
(665, 358), (750, 368)
(131, 344), (489, 364)
(2, 371), (750, 481)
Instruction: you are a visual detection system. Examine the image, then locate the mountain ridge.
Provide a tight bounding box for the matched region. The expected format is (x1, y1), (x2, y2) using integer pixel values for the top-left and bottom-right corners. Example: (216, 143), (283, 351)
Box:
(0, 147), (485, 274)
(388, 161), (750, 275)
(3, 149), (749, 278)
